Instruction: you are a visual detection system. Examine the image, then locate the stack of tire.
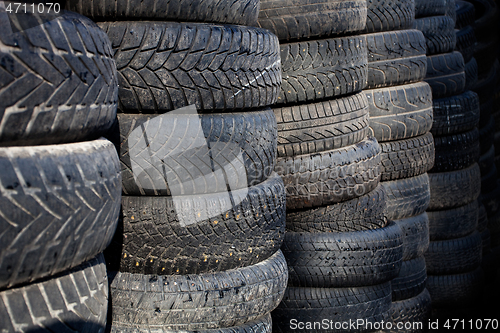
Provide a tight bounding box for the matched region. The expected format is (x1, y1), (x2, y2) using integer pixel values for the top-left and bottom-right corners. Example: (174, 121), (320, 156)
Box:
(65, 1), (289, 331)
(0, 7), (121, 332)
(362, 0), (435, 330)
(257, 1), (405, 330)
(415, 0), (486, 313)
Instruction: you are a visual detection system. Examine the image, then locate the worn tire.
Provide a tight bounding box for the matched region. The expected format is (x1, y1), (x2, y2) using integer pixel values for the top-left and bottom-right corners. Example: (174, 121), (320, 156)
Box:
(465, 57), (478, 90)
(414, 0), (448, 17)
(426, 267), (484, 308)
(366, 30), (427, 89)
(277, 35), (367, 105)
(0, 10), (118, 146)
(283, 221), (403, 288)
(105, 174), (286, 276)
(274, 92), (369, 158)
(431, 128), (480, 172)
(387, 289), (431, 333)
(425, 231), (482, 274)
(272, 282), (392, 333)
(109, 250), (287, 331)
(285, 184), (386, 233)
(428, 163), (481, 210)
(431, 90), (480, 136)
(367, 82), (433, 142)
(383, 173), (430, 221)
(395, 213), (430, 261)
(428, 201), (478, 241)
(414, 16), (456, 55)
(455, 0), (476, 29)
(115, 109), (277, 196)
(455, 26), (477, 63)
(364, 0), (415, 33)
(0, 254), (108, 333)
(424, 51), (466, 99)
(110, 314), (272, 333)
(392, 257), (427, 302)
(380, 133), (435, 181)
(257, 0), (367, 41)
(0, 139), (121, 290)
(276, 136), (381, 210)
(66, 0), (260, 25)
(98, 22), (281, 113)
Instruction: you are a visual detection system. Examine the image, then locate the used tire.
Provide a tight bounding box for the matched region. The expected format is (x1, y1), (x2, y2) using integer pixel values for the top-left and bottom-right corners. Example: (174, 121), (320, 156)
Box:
(105, 174), (286, 276)
(392, 257), (427, 302)
(395, 213), (430, 261)
(415, 0), (448, 17)
(115, 109), (277, 196)
(0, 10), (118, 146)
(98, 22), (281, 113)
(431, 90), (480, 136)
(455, 26), (477, 63)
(414, 16), (456, 55)
(425, 231), (482, 275)
(277, 35), (367, 105)
(380, 133), (435, 181)
(367, 82), (433, 142)
(428, 201), (478, 240)
(66, 0), (260, 25)
(275, 136), (381, 210)
(465, 57), (478, 90)
(366, 30), (427, 89)
(108, 250), (288, 331)
(0, 254), (108, 332)
(431, 128), (480, 172)
(283, 221), (403, 288)
(387, 289), (431, 333)
(285, 184), (387, 233)
(257, 0), (367, 41)
(383, 173), (430, 221)
(274, 92), (369, 157)
(272, 282), (392, 333)
(424, 51), (466, 99)
(428, 163), (481, 210)
(0, 139), (121, 290)
(455, 0), (476, 29)
(364, 0), (415, 33)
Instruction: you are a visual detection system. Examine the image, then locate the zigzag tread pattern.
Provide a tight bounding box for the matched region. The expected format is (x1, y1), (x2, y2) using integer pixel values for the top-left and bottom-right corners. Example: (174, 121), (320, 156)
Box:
(366, 82), (433, 142)
(109, 250), (288, 330)
(117, 110), (277, 196)
(98, 22), (281, 113)
(431, 90), (480, 136)
(380, 132), (435, 181)
(425, 51), (466, 99)
(0, 10), (118, 146)
(383, 173), (430, 220)
(0, 139), (121, 290)
(285, 184), (386, 233)
(428, 163), (481, 210)
(277, 36), (367, 105)
(66, 0), (260, 25)
(275, 136), (381, 210)
(364, 0), (415, 33)
(389, 289), (431, 330)
(257, 0), (367, 41)
(282, 222), (403, 288)
(272, 282), (392, 331)
(274, 92), (369, 157)
(0, 254), (108, 333)
(105, 174), (286, 276)
(414, 16), (457, 55)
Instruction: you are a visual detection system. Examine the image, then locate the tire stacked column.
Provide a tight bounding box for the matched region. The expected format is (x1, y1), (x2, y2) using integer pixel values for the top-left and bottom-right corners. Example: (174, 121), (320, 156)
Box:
(362, 0), (435, 330)
(257, 1), (405, 330)
(414, 0), (485, 314)
(0, 9), (121, 332)
(66, 1), (290, 332)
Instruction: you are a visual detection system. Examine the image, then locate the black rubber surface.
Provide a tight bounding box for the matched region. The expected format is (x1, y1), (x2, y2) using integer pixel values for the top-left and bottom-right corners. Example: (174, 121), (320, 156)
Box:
(283, 221), (403, 288)
(455, 0), (476, 28)
(275, 136), (381, 210)
(387, 289), (431, 333)
(431, 90), (480, 136)
(98, 22), (281, 113)
(455, 26), (477, 63)
(465, 57), (478, 90)
(366, 29), (427, 89)
(395, 213), (430, 261)
(364, 0), (415, 33)
(0, 10), (118, 146)
(391, 257), (427, 302)
(428, 200), (478, 241)
(367, 82), (433, 142)
(105, 174), (286, 276)
(424, 51), (466, 99)
(383, 173), (430, 221)
(431, 128), (480, 172)
(414, 15), (456, 55)
(0, 139), (121, 290)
